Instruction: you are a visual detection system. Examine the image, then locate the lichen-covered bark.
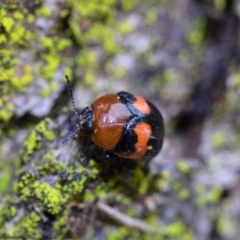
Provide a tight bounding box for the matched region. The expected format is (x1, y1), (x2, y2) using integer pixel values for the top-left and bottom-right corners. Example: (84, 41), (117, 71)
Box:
(1, 0), (240, 239)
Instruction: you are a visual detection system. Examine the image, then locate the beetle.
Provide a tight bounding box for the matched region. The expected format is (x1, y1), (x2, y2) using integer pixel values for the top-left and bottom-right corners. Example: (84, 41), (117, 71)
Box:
(65, 75), (164, 162)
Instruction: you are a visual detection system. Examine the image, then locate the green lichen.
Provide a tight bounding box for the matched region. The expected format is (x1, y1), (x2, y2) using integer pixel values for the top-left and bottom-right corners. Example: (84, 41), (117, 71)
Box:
(214, 0), (226, 11)
(20, 118), (55, 164)
(35, 182), (66, 215)
(118, 21), (133, 34)
(20, 131), (42, 164)
(212, 131), (225, 150)
(163, 220), (193, 239)
(11, 65), (33, 91)
(121, 0), (137, 11)
(177, 160), (190, 174)
(17, 171), (38, 199)
(0, 1), (196, 238)
(0, 164), (11, 192)
(54, 214), (68, 235)
(0, 198), (18, 222)
(217, 214), (234, 238)
(35, 118), (55, 141)
(178, 188), (190, 201)
(172, 180), (190, 201)
(40, 36), (71, 80)
(195, 184), (223, 208)
(38, 152), (65, 175)
(145, 9), (158, 26)
(56, 169), (88, 194)
(14, 211), (41, 237)
(0, 6), (36, 122)
(36, 7), (52, 18)
(187, 19), (206, 45)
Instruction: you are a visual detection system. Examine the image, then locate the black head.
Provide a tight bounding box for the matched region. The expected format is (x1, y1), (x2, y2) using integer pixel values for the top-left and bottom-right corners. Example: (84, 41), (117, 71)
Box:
(79, 106), (93, 135)
(63, 75), (93, 144)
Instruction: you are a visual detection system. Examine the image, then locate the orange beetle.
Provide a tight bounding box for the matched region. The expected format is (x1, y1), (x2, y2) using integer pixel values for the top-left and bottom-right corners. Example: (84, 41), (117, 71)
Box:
(66, 76), (164, 162)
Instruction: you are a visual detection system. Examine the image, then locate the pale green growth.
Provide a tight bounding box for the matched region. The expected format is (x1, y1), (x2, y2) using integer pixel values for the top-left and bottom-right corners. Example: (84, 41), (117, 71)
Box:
(163, 220), (191, 238)
(0, 166), (11, 192)
(27, 14), (35, 23)
(212, 131), (225, 150)
(54, 215), (68, 235)
(0, 34), (7, 44)
(118, 22), (133, 34)
(195, 184), (222, 208)
(187, 20), (205, 45)
(35, 118), (55, 141)
(36, 7), (52, 18)
(40, 36), (54, 49)
(178, 188), (190, 201)
(13, 11), (24, 20)
(60, 9), (69, 18)
(145, 9), (158, 26)
(121, 0), (137, 11)
(1, 16), (15, 33)
(217, 214), (234, 238)
(11, 65), (33, 91)
(57, 39), (71, 51)
(163, 69), (178, 83)
(214, 0), (226, 10)
(16, 212), (41, 236)
(172, 181), (182, 191)
(35, 182), (65, 215)
(177, 161), (190, 174)
(11, 25), (25, 44)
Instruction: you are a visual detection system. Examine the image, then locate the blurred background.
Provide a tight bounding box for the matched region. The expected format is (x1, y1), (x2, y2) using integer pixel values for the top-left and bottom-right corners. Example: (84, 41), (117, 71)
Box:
(1, 0), (240, 239)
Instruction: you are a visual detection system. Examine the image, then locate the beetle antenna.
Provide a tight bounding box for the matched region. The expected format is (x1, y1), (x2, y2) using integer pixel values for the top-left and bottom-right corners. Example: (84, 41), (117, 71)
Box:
(62, 127), (80, 144)
(65, 75), (81, 119)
